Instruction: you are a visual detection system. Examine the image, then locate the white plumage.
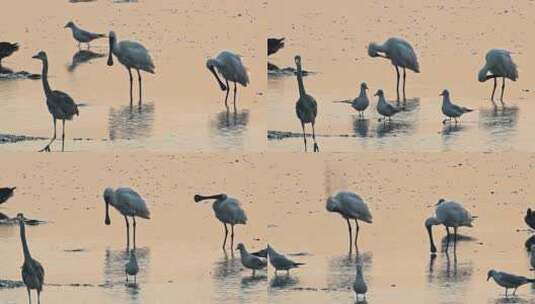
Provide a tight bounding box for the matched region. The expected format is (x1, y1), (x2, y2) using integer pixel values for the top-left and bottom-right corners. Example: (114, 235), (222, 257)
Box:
(206, 51), (249, 109)
(478, 49), (518, 106)
(326, 191), (372, 250)
(425, 199), (474, 253)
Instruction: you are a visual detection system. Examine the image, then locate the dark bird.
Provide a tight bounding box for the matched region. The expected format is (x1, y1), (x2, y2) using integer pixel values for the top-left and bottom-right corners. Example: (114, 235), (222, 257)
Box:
(18, 213), (45, 304)
(32, 51), (79, 152)
(524, 208), (535, 230)
(268, 38), (285, 56)
(0, 42), (19, 67)
(0, 187), (16, 205)
(487, 269), (534, 297)
(294, 55), (319, 152)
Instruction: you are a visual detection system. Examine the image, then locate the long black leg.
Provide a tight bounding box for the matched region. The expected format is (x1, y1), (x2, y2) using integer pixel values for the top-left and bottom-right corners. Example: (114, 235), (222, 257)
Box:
(395, 66), (400, 103)
(137, 69), (142, 104)
(222, 223), (228, 249)
(301, 122), (307, 152)
(403, 67), (407, 103)
(354, 219), (360, 248)
(233, 82), (237, 110)
(224, 79), (230, 108)
(61, 119), (66, 152)
(40, 118), (57, 152)
(500, 77), (506, 107)
(133, 216), (137, 249)
(346, 218), (352, 253)
(128, 68), (133, 104)
(312, 122), (319, 152)
(27, 287), (31, 304)
(491, 77), (497, 106)
(231, 224), (235, 250)
(125, 216), (130, 249)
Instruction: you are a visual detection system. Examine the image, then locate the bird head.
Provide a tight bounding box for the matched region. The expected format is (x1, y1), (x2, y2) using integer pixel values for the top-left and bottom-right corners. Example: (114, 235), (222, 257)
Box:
(367, 42), (380, 57)
(205, 58), (227, 91)
(360, 82), (369, 91)
(294, 55), (302, 66)
(435, 198), (446, 206)
(235, 243), (244, 251)
(103, 188), (113, 225)
(32, 51), (47, 61)
(487, 270), (495, 281)
(374, 89), (384, 97)
(325, 196), (339, 213)
(64, 21), (75, 29)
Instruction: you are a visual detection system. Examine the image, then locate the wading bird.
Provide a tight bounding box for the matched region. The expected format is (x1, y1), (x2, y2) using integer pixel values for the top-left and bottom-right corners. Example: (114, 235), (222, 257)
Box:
(0, 187), (16, 205)
(107, 31), (155, 104)
(32, 51), (79, 152)
(375, 89), (400, 121)
(440, 89), (473, 124)
(326, 191), (372, 251)
(64, 21), (105, 48)
(103, 187), (151, 248)
(18, 213), (45, 304)
(0, 42), (19, 67)
(206, 51), (249, 109)
(294, 55), (319, 152)
(353, 263), (368, 302)
(268, 38), (285, 56)
(125, 249), (139, 283)
(487, 269), (534, 297)
(425, 199), (475, 254)
(525, 208), (535, 230)
(194, 193), (247, 250)
(478, 49), (518, 107)
(266, 245), (304, 275)
(368, 37), (419, 103)
(352, 82), (370, 117)
(236, 243), (267, 276)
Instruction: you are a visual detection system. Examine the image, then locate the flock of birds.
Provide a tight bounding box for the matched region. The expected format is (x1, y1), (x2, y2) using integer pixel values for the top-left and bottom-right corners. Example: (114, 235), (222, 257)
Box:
(3, 185), (535, 303)
(268, 36), (519, 152)
(0, 22), (249, 152)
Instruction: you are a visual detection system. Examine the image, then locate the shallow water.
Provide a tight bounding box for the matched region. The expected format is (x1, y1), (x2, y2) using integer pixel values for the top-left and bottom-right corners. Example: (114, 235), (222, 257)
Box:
(0, 0), (266, 152)
(1, 153), (535, 303)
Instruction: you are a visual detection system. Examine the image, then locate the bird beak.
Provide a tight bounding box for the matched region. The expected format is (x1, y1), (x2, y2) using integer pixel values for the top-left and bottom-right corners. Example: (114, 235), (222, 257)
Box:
(105, 202), (111, 225)
(439, 92), (444, 96)
(374, 92), (378, 96)
(486, 275), (491, 281)
(31, 54), (39, 59)
(208, 66), (227, 91)
(107, 36), (114, 66)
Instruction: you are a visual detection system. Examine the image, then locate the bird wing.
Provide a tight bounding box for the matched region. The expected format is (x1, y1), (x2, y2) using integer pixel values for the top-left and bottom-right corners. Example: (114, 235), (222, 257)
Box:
(296, 95), (318, 123)
(118, 41), (155, 73)
(499, 272), (530, 286)
(77, 28), (104, 40)
(50, 90), (79, 118)
(116, 188), (151, 219)
(437, 201), (472, 227)
(35, 260), (45, 289)
(219, 199), (247, 224)
(388, 38), (420, 72)
(270, 254), (296, 269)
(219, 51), (249, 86)
(337, 192), (372, 223)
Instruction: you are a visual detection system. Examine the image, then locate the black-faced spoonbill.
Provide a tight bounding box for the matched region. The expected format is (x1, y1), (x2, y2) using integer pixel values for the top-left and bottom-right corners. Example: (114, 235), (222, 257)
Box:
(103, 187), (151, 248)
(32, 51), (79, 152)
(294, 55), (319, 152)
(0, 42), (18, 67)
(326, 191), (372, 252)
(368, 37), (420, 103)
(0, 187), (16, 205)
(206, 51), (249, 110)
(478, 49), (518, 107)
(64, 21), (105, 48)
(487, 269), (534, 297)
(425, 199), (475, 254)
(17, 213), (45, 304)
(194, 193), (247, 250)
(107, 31), (155, 104)
(440, 89), (473, 124)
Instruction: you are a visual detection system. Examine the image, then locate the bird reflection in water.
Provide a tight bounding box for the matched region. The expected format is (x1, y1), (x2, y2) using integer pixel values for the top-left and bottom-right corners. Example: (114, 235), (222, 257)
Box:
(68, 50), (105, 72)
(108, 103), (154, 141)
(479, 106), (518, 136)
(353, 117), (369, 138)
(427, 236), (474, 288)
(103, 246), (150, 302)
(210, 109), (249, 148)
(326, 251), (372, 291)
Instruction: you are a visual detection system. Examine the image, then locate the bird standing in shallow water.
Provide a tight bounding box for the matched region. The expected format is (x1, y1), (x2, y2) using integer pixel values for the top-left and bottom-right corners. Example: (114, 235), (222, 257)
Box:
(194, 193), (247, 250)
(487, 269), (534, 297)
(440, 89), (473, 124)
(0, 42), (19, 67)
(236, 243), (267, 276)
(294, 55), (319, 152)
(33, 51), (79, 152)
(368, 37), (420, 103)
(107, 31), (155, 104)
(206, 51), (249, 110)
(266, 245), (304, 275)
(18, 213), (45, 304)
(352, 82), (370, 117)
(375, 89), (400, 121)
(64, 21), (106, 49)
(478, 49), (518, 107)
(103, 187), (151, 248)
(0, 187), (16, 205)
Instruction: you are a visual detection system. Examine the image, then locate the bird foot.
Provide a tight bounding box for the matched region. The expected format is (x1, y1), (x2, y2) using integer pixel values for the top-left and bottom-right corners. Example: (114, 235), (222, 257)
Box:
(313, 143), (319, 152)
(39, 145), (51, 152)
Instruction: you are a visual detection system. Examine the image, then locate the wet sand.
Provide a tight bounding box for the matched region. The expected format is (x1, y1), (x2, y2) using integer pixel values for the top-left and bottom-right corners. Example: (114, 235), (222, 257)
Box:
(0, 0), (266, 152)
(267, 1), (535, 152)
(1, 152), (535, 303)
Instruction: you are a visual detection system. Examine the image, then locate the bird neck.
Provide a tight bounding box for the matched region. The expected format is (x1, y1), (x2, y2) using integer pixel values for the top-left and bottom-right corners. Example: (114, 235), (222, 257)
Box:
(296, 64), (306, 97)
(359, 87), (367, 98)
(19, 220), (32, 260)
(442, 95), (451, 105)
(239, 246), (248, 257)
(378, 95), (386, 104)
(41, 59), (52, 97)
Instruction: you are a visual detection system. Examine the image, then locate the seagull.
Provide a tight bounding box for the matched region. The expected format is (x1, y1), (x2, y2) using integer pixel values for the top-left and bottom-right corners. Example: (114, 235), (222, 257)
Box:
(206, 51), (249, 109)
(425, 199), (475, 254)
(524, 208), (535, 230)
(368, 37), (420, 103)
(326, 191), (372, 251)
(0, 42), (19, 67)
(487, 269), (534, 297)
(64, 21), (106, 48)
(194, 193), (247, 250)
(266, 245), (304, 275)
(236, 243), (267, 276)
(440, 89), (473, 124)
(478, 49), (518, 107)
(353, 263), (368, 302)
(125, 249), (139, 283)
(0, 187), (16, 205)
(103, 187), (151, 248)
(375, 89), (400, 121)
(352, 82), (370, 117)
(17, 213), (45, 304)
(268, 38), (285, 56)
